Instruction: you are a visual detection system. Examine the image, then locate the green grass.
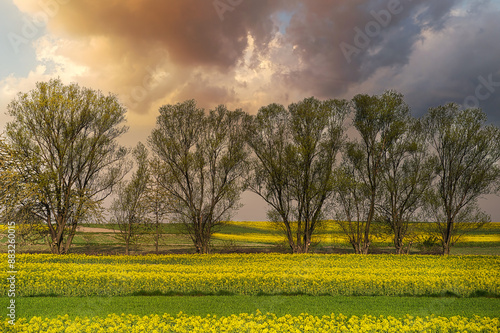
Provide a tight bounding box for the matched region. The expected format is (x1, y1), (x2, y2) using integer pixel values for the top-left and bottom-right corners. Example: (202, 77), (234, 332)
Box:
(4, 221), (499, 255)
(8, 296), (500, 319)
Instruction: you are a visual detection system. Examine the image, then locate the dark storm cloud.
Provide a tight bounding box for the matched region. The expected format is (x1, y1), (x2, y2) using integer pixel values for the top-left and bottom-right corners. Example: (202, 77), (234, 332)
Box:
(19, 0), (499, 125)
(49, 0), (290, 69)
(281, 0), (460, 97)
(400, 2), (500, 125)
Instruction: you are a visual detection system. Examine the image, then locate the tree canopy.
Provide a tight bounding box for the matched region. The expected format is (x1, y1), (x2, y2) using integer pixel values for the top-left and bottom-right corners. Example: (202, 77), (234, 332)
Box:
(148, 100), (248, 253)
(423, 104), (500, 254)
(3, 79), (499, 255)
(4, 78), (129, 254)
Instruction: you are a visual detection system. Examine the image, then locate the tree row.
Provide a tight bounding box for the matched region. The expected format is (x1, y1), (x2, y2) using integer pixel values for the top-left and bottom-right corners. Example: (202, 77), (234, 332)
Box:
(1, 79), (499, 254)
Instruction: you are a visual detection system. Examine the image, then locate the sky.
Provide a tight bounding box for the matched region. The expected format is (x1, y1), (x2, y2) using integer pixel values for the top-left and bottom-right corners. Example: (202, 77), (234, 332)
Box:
(1, 0), (499, 221)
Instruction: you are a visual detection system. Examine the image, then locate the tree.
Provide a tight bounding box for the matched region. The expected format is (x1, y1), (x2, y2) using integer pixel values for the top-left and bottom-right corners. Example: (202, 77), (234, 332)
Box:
(149, 100), (248, 254)
(332, 162), (371, 254)
(111, 142), (150, 255)
(5, 79), (129, 254)
(377, 118), (434, 254)
(344, 90), (410, 254)
(144, 160), (172, 254)
(422, 104), (500, 255)
(246, 97), (348, 253)
(245, 103), (295, 251)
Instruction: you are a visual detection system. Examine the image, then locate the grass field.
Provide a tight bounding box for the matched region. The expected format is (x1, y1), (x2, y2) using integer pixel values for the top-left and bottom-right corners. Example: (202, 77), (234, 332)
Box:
(4, 221), (500, 255)
(1, 222), (499, 332)
(11, 295), (500, 319)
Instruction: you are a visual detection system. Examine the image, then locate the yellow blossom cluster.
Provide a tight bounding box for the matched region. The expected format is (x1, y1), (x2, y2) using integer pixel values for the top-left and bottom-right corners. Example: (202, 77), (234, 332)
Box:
(0, 224), (48, 233)
(3, 312), (498, 333)
(217, 221), (500, 245)
(2, 253), (498, 297)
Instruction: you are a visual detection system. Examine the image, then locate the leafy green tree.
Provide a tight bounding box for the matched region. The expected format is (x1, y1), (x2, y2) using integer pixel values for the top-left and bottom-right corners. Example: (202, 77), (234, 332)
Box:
(111, 142), (150, 255)
(343, 90), (410, 254)
(5, 79), (129, 254)
(422, 104), (500, 254)
(246, 97), (348, 253)
(149, 100), (248, 254)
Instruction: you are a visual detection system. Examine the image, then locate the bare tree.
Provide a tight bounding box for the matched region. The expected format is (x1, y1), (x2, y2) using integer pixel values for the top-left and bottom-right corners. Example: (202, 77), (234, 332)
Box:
(246, 97), (348, 253)
(423, 104), (500, 254)
(143, 164), (172, 254)
(149, 100), (248, 254)
(111, 142), (150, 255)
(5, 79), (129, 254)
(332, 163), (371, 254)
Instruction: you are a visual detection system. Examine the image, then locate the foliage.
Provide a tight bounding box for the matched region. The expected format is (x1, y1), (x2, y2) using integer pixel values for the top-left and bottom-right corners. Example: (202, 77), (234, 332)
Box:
(246, 97), (349, 253)
(377, 117), (435, 254)
(423, 104), (500, 254)
(4, 79), (129, 254)
(149, 100), (248, 253)
(336, 90), (411, 254)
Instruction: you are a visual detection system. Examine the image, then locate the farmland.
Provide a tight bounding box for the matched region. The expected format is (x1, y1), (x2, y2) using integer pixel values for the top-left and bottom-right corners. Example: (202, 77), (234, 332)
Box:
(7, 254), (500, 297)
(6, 221), (500, 256)
(1, 222), (499, 332)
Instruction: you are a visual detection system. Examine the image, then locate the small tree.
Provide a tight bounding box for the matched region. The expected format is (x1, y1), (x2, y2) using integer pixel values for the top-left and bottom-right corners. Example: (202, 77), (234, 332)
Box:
(111, 142), (150, 255)
(143, 166), (171, 254)
(423, 104), (500, 254)
(332, 163), (371, 254)
(5, 79), (129, 254)
(149, 100), (248, 254)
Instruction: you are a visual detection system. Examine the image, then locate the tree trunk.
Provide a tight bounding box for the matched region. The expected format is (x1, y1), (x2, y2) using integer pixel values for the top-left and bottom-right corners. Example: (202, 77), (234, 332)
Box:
(155, 222), (159, 254)
(194, 232), (210, 254)
(296, 221), (302, 251)
(442, 242), (451, 255)
(195, 239), (210, 254)
(362, 197), (375, 255)
(351, 241), (362, 254)
(283, 221), (298, 253)
(50, 241), (61, 254)
(394, 228), (404, 254)
(404, 241), (413, 254)
(361, 241), (370, 254)
(49, 225), (66, 254)
(302, 232), (311, 254)
(62, 224), (78, 254)
(442, 220), (454, 255)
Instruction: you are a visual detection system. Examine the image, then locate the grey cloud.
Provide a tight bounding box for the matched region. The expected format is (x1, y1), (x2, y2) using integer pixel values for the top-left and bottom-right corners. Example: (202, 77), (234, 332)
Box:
(280, 0), (460, 98)
(402, 2), (500, 125)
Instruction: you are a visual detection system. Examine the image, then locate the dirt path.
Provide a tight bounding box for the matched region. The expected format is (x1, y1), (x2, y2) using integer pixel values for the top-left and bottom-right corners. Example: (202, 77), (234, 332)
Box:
(76, 226), (116, 233)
